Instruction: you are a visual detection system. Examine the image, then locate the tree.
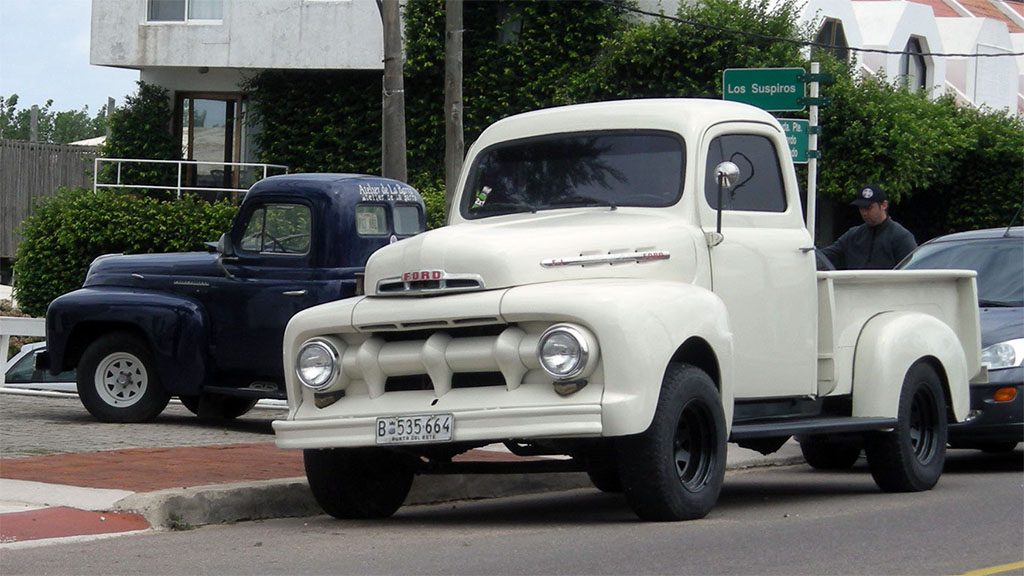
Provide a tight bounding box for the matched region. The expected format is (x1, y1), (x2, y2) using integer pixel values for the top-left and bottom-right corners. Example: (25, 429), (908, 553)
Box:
(0, 94), (107, 143)
(99, 82), (179, 194)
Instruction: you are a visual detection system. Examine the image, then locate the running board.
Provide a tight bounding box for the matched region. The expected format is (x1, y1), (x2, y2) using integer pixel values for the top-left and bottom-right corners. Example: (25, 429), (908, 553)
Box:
(729, 416), (897, 441)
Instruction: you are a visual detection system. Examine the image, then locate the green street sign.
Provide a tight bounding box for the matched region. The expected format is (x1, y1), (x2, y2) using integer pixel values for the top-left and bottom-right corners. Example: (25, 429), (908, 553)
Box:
(723, 67), (806, 111)
(778, 119), (809, 164)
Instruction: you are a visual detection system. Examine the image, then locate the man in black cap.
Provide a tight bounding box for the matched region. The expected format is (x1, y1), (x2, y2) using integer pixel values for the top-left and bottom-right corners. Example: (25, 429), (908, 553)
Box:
(818, 183), (917, 270)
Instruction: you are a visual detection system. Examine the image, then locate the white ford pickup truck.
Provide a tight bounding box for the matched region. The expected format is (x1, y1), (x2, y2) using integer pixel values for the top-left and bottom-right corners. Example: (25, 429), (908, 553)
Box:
(273, 99), (985, 521)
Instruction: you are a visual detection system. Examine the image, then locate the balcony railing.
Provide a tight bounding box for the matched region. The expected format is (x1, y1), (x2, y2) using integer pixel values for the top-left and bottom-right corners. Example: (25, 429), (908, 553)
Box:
(93, 157), (289, 203)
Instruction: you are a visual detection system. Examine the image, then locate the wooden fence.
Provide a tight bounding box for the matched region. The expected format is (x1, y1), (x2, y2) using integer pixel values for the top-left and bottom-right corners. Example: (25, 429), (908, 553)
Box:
(0, 140), (98, 260)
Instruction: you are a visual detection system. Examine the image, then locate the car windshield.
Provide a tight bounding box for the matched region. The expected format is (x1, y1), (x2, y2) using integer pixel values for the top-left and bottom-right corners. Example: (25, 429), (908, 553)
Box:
(461, 131), (684, 219)
(900, 236), (1024, 307)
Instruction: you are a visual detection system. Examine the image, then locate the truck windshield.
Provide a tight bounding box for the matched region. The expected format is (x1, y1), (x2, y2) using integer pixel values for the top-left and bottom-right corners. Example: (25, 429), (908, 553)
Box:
(461, 131), (684, 219)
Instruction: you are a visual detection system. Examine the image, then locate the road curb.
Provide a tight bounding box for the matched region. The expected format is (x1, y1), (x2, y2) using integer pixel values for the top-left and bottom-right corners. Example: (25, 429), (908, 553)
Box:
(114, 459), (808, 529)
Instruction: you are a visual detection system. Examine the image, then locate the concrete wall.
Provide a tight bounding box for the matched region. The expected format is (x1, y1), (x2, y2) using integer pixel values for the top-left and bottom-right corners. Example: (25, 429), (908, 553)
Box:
(91, 0), (384, 71)
(936, 18), (1017, 112)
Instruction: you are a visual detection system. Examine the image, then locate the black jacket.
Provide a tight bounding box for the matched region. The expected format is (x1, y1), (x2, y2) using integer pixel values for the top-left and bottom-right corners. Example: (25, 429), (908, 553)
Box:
(819, 218), (917, 270)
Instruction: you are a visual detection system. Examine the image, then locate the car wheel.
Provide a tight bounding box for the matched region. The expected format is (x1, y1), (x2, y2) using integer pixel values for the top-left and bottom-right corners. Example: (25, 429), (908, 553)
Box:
(797, 434), (862, 470)
(77, 332), (170, 423)
(865, 362), (947, 492)
(616, 364), (727, 521)
(179, 395), (201, 415)
(586, 460), (623, 493)
(304, 448), (414, 519)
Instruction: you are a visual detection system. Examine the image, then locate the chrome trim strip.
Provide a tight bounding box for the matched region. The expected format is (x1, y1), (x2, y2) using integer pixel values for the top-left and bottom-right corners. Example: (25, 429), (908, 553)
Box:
(540, 250), (670, 267)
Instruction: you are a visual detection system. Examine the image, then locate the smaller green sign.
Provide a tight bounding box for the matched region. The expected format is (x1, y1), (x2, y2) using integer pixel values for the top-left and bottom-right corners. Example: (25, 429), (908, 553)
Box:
(778, 119), (809, 164)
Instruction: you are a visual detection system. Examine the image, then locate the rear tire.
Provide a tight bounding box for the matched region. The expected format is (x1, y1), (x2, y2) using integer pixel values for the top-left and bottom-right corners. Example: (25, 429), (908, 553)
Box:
(978, 441), (1019, 454)
(77, 332), (170, 423)
(616, 364), (727, 521)
(180, 394), (258, 419)
(866, 362), (947, 492)
(304, 448), (414, 519)
(797, 434), (862, 470)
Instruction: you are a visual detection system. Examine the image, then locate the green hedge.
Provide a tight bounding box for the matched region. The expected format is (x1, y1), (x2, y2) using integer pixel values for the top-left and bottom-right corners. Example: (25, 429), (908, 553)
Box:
(13, 189), (237, 317)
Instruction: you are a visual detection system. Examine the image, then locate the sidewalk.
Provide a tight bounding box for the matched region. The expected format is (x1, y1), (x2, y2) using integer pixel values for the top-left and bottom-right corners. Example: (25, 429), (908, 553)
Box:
(0, 439), (805, 546)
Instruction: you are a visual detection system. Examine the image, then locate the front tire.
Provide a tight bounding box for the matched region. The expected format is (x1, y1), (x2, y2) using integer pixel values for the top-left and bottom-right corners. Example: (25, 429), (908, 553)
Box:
(616, 364), (727, 521)
(304, 448), (414, 519)
(865, 362), (948, 492)
(77, 332), (170, 423)
(797, 434), (862, 470)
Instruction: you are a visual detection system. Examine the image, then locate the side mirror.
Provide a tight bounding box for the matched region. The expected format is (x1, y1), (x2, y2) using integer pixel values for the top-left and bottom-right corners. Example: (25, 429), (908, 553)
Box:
(713, 161), (740, 237)
(217, 233), (236, 258)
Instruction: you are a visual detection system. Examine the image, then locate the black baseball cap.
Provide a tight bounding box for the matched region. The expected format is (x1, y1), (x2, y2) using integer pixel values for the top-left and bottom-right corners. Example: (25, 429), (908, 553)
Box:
(850, 183), (887, 207)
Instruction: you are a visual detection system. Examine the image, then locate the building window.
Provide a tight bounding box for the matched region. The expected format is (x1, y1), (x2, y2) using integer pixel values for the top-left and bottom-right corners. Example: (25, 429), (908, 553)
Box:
(900, 37), (927, 92)
(148, 0), (223, 22)
(814, 19), (849, 62)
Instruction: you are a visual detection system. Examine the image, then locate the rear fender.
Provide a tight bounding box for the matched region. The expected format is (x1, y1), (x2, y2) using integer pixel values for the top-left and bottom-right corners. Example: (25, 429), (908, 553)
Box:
(47, 288), (209, 395)
(852, 311), (969, 421)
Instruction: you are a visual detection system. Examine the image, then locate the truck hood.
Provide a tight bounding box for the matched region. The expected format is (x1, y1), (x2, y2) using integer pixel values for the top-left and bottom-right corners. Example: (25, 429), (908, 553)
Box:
(83, 251), (221, 288)
(364, 209), (700, 295)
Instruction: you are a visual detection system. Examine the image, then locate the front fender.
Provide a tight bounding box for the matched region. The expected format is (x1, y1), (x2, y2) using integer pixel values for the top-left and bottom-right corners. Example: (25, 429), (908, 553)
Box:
(501, 279), (734, 436)
(852, 311), (969, 421)
(46, 287), (209, 395)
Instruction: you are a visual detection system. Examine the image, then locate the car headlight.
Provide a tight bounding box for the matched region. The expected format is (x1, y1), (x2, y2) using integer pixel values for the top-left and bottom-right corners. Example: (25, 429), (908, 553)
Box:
(296, 339), (339, 391)
(981, 338), (1024, 370)
(537, 323), (598, 381)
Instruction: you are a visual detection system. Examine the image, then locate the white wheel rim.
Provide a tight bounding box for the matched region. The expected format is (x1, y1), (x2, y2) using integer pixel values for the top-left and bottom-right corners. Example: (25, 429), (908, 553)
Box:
(94, 352), (148, 407)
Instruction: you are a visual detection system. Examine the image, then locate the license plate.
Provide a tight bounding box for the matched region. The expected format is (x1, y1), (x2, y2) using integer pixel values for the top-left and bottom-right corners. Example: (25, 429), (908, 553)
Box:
(375, 413), (454, 445)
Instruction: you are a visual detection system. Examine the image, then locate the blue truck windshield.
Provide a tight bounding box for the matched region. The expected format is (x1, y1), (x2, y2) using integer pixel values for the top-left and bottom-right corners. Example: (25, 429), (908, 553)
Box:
(461, 131), (684, 219)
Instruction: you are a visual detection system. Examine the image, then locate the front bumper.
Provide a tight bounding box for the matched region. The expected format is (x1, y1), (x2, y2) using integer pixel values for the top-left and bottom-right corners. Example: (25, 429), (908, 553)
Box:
(273, 402), (602, 449)
(948, 367), (1023, 445)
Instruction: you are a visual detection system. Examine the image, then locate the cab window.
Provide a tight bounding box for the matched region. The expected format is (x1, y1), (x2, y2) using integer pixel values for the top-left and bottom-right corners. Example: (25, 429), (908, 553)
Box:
(704, 134), (787, 212)
(356, 205), (388, 235)
(393, 205), (424, 235)
(240, 203), (311, 254)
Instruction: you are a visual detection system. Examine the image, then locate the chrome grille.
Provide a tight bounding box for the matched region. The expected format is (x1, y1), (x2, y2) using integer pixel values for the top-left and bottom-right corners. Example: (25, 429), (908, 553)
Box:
(376, 273), (485, 296)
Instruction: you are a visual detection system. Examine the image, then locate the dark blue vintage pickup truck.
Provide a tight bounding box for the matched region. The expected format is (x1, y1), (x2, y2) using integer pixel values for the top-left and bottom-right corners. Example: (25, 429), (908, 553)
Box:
(41, 174), (425, 422)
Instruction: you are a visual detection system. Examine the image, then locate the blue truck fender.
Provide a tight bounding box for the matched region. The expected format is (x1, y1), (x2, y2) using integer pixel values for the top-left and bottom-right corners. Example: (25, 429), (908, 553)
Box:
(46, 287), (209, 396)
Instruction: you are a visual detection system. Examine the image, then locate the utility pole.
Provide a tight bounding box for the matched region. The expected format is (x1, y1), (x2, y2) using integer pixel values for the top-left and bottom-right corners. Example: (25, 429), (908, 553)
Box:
(444, 0), (464, 217)
(378, 0), (407, 182)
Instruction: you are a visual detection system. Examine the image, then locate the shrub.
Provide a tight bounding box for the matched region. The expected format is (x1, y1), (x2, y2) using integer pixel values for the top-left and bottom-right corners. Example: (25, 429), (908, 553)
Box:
(13, 188), (236, 317)
(98, 82), (179, 194)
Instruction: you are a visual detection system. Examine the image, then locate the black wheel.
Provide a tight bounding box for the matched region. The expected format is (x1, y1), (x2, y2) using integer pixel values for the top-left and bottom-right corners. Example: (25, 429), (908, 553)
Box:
(304, 448), (414, 519)
(616, 364), (727, 521)
(865, 362), (948, 492)
(180, 394), (258, 419)
(586, 463), (623, 493)
(797, 434), (862, 470)
(180, 395), (201, 415)
(76, 332), (170, 423)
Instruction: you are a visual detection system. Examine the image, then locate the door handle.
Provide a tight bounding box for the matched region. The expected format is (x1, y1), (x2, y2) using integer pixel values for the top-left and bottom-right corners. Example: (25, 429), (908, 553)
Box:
(799, 246), (816, 253)
(282, 290), (307, 297)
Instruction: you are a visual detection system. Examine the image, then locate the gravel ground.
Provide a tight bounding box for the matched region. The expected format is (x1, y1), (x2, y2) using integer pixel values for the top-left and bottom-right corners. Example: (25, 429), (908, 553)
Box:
(0, 391), (282, 459)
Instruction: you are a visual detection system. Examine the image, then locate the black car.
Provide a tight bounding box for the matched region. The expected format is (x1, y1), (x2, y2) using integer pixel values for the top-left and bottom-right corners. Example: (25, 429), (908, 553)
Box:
(899, 226), (1023, 452)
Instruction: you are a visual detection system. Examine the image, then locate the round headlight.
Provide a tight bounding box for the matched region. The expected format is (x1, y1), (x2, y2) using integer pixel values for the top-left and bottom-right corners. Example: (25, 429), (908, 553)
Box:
(296, 339), (338, 391)
(538, 324), (590, 380)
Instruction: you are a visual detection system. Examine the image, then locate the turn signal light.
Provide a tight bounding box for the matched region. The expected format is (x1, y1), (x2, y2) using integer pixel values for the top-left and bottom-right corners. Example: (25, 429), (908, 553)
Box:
(993, 387), (1017, 403)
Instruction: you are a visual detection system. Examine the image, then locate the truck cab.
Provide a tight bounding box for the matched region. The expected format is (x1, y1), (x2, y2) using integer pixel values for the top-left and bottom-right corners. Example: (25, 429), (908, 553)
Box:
(43, 174), (425, 422)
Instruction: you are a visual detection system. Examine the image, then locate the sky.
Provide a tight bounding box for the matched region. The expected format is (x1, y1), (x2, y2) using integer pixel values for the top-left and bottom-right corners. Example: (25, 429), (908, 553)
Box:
(0, 0), (140, 113)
